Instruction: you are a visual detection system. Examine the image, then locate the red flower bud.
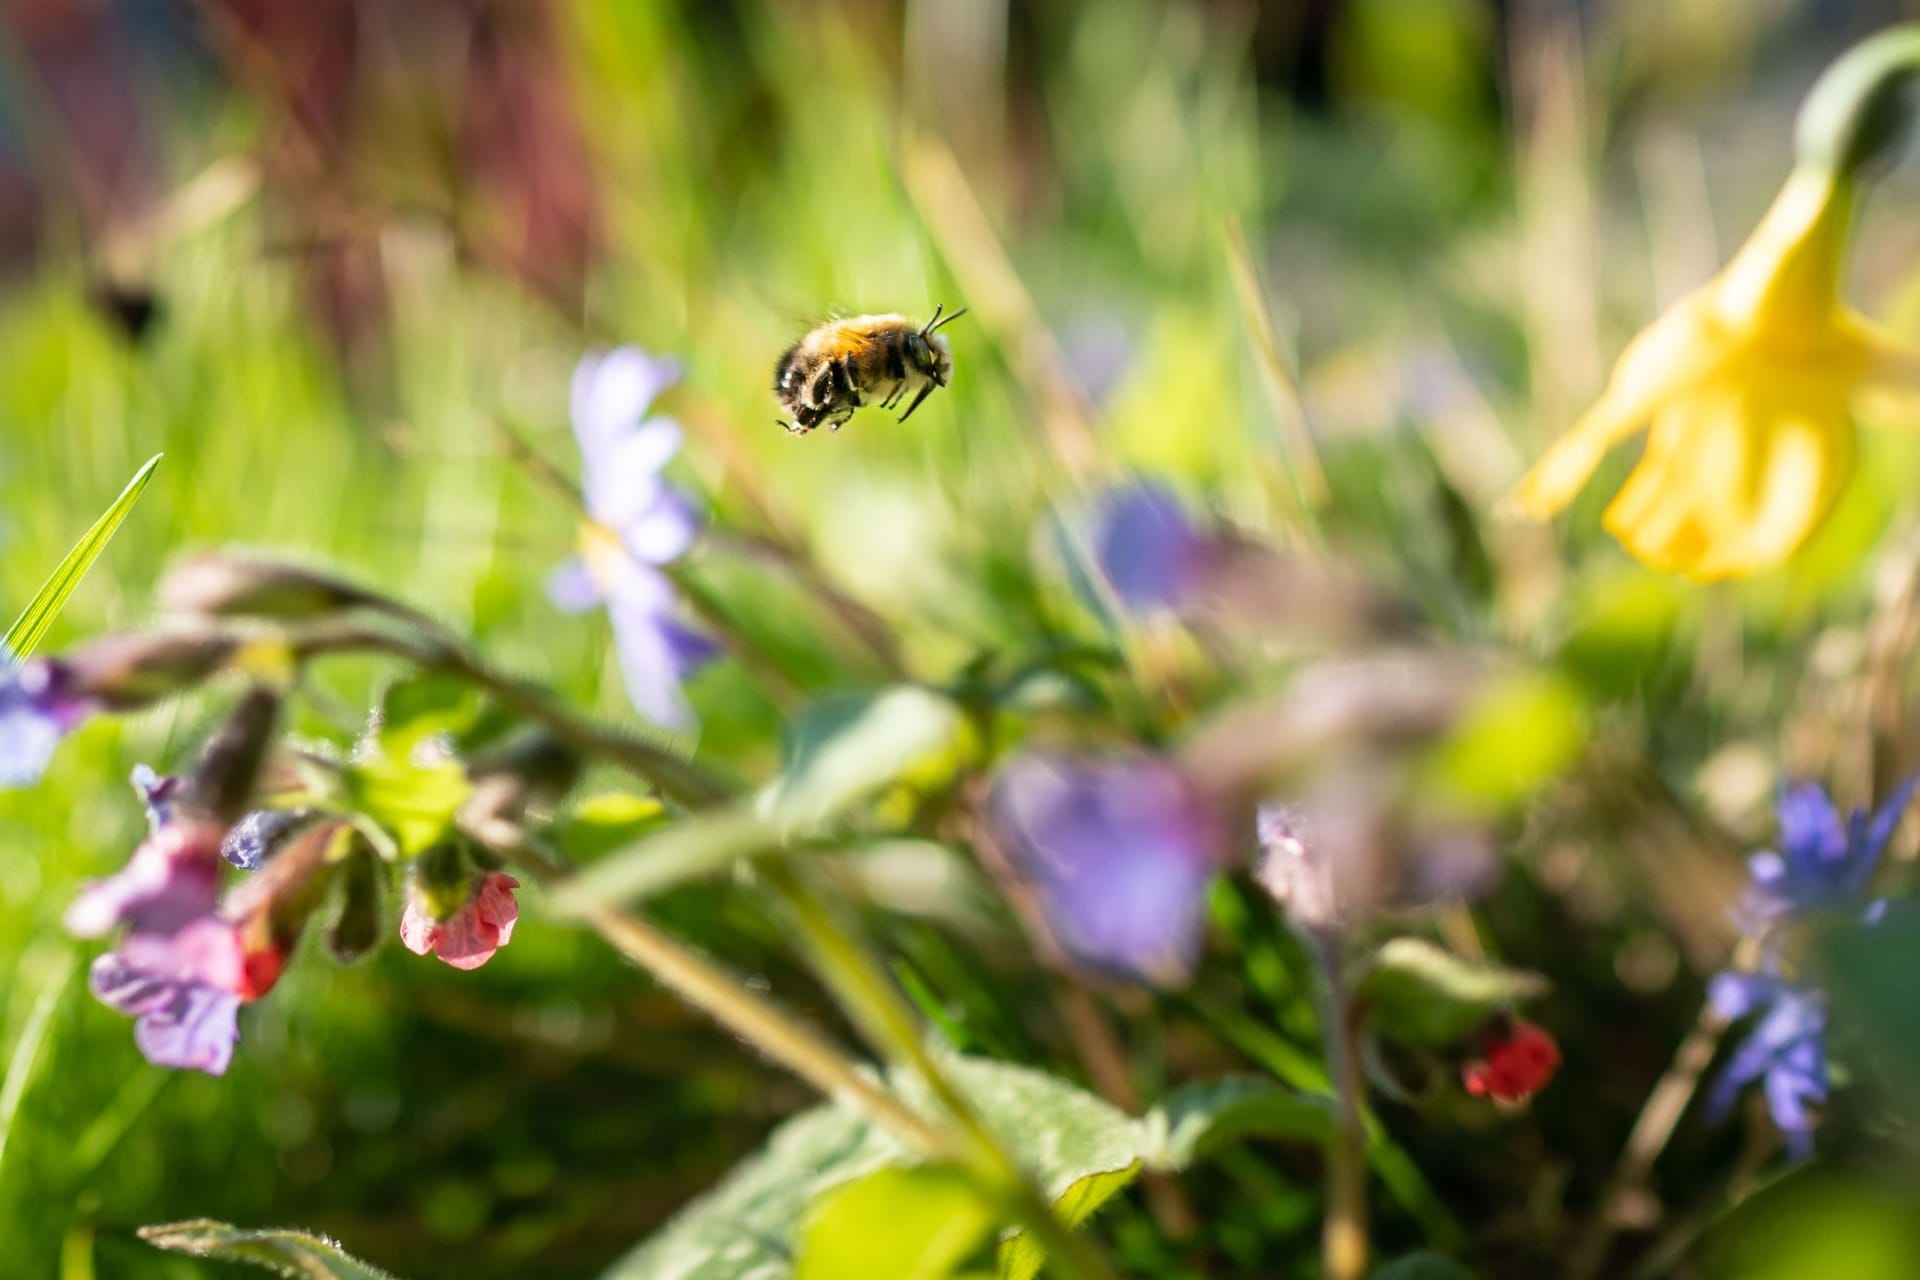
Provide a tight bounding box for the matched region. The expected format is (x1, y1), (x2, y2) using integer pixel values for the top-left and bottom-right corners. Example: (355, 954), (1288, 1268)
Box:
(1462, 1020), (1560, 1102)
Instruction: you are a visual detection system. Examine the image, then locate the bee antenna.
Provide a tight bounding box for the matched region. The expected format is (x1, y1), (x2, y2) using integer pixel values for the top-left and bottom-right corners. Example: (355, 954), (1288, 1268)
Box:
(923, 304), (968, 336)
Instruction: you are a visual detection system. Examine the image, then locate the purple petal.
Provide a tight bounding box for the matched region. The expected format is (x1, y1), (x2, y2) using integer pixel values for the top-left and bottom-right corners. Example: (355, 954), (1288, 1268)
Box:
(991, 754), (1220, 985)
(1854, 773), (1919, 889)
(571, 347), (679, 462)
(1089, 482), (1213, 615)
(131, 766), (180, 833)
(618, 485), (700, 567)
(583, 419), (685, 525)
(1707, 971), (1773, 1022)
(1776, 783), (1846, 875)
(65, 826), (223, 938)
(132, 985), (241, 1075)
(606, 592), (716, 730)
(0, 696), (64, 788)
(546, 558), (603, 613)
(89, 922), (248, 1075)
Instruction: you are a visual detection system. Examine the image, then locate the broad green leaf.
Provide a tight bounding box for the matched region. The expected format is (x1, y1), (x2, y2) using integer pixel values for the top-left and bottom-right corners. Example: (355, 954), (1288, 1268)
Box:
(796, 1165), (996, 1280)
(137, 1220), (400, 1279)
(1356, 938), (1547, 1047)
(603, 1090), (903, 1279)
(1370, 1252), (1476, 1280)
(757, 687), (974, 831)
(4, 453), (160, 663)
(1139, 1077), (1338, 1169)
(342, 757), (472, 858)
(995, 1164), (1138, 1280)
(608, 1054), (1328, 1280)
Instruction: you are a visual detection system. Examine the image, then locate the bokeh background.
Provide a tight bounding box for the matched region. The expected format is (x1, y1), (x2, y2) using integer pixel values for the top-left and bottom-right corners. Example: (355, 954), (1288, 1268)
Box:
(5, 1), (1920, 1276)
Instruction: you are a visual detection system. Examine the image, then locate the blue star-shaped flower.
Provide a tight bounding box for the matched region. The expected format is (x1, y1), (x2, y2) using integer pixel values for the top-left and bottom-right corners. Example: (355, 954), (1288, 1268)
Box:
(1739, 777), (1918, 934)
(1706, 969), (1827, 1160)
(548, 346), (718, 728)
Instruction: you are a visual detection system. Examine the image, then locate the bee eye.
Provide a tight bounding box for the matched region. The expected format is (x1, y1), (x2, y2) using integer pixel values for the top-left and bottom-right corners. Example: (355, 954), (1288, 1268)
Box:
(909, 336), (931, 366)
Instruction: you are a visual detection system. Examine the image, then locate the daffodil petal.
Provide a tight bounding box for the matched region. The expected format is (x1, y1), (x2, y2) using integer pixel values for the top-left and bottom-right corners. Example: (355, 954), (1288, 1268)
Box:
(1602, 377), (1855, 580)
(1505, 301), (1728, 520)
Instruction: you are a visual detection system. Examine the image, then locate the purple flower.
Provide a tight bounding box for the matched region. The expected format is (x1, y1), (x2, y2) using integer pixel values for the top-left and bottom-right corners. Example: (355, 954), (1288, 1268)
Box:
(89, 918), (247, 1075)
(1706, 969), (1827, 1160)
(548, 346), (716, 728)
(991, 754), (1223, 986)
(66, 768), (271, 1075)
(1087, 482), (1215, 615)
(1739, 778), (1917, 935)
(64, 804), (224, 939)
(0, 657), (91, 787)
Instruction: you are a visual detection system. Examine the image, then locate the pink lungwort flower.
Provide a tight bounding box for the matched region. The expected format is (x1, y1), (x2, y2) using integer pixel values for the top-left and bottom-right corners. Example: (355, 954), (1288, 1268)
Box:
(400, 872), (520, 970)
(68, 769), (281, 1075)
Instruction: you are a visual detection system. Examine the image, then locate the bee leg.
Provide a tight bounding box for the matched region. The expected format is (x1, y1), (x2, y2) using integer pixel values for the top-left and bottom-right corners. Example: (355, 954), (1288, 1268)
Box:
(781, 418), (812, 436)
(834, 360), (863, 407)
(897, 382), (937, 423)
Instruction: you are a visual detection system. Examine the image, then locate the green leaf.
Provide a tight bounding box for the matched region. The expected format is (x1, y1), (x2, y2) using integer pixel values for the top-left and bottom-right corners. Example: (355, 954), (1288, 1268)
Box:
(608, 1055), (1328, 1280)
(4, 454), (160, 663)
(1370, 1252), (1477, 1280)
(758, 687), (974, 831)
(603, 1089), (903, 1279)
(137, 1220), (400, 1279)
(995, 1164), (1138, 1280)
(1139, 1077), (1338, 1169)
(796, 1164), (996, 1280)
(1356, 938), (1547, 1047)
(377, 672), (479, 757)
(342, 757), (472, 858)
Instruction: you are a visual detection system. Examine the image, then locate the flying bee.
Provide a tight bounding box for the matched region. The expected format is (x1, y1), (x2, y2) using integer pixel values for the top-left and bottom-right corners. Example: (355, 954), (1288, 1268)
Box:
(773, 304), (967, 435)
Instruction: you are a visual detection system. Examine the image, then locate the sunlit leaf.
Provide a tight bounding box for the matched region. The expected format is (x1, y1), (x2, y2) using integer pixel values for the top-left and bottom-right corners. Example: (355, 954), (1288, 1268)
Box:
(4, 454), (160, 663)
(758, 687), (974, 831)
(137, 1220), (399, 1279)
(342, 757), (472, 858)
(795, 1164), (996, 1280)
(1356, 939), (1547, 1047)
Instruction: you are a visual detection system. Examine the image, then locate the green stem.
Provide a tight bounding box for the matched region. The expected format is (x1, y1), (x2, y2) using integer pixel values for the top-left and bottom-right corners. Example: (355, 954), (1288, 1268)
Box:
(1309, 929), (1368, 1280)
(294, 616), (734, 809)
(1796, 24), (1920, 177)
(475, 829), (948, 1153)
(761, 861), (1120, 1280)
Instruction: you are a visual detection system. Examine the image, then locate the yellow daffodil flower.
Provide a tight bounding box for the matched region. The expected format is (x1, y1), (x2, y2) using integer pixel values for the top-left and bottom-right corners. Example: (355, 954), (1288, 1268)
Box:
(1504, 26), (1920, 579)
(1506, 164), (1920, 580)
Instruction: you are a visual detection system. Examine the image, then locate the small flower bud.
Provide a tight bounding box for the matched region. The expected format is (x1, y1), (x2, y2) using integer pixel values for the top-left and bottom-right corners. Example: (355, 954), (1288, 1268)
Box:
(57, 629), (236, 711)
(1461, 1019), (1561, 1103)
(159, 553), (375, 621)
(177, 686), (282, 825)
(326, 839), (384, 964)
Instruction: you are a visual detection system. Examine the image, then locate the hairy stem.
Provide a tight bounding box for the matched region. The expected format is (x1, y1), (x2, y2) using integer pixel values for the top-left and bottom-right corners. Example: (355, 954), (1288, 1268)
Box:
(1311, 929), (1369, 1280)
(761, 860), (1120, 1280)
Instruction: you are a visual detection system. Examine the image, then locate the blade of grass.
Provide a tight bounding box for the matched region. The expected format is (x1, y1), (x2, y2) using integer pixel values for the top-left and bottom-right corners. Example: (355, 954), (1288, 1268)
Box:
(4, 454), (163, 665)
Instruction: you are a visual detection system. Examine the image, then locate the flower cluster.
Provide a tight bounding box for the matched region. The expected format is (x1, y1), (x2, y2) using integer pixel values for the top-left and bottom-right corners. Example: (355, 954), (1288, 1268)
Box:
(1706, 779), (1913, 1156)
(548, 347), (717, 729)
